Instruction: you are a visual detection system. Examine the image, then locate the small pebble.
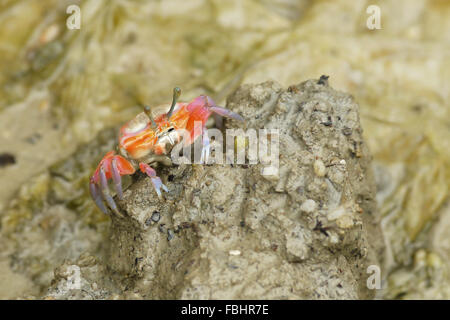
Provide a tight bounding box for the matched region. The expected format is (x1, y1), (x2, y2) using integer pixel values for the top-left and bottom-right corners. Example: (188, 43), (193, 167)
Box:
(313, 159), (326, 177)
(328, 207), (346, 221)
(414, 249), (427, 268)
(300, 199), (317, 213)
(229, 250), (241, 256)
(336, 215), (354, 229)
(329, 232), (339, 244)
(342, 127), (352, 136)
(261, 166), (279, 181)
(427, 252), (442, 269)
(151, 211), (160, 222)
(167, 229), (174, 241)
(327, 205), (355, 228)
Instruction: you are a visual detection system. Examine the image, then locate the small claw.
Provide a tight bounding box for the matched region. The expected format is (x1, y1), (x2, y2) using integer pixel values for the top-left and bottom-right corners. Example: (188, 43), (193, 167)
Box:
(111, 158), (123, 200)
(210, 106), (244, 122)
(140, 163), (169, 199)
(150, 176), (169, 199)
(99, 166), (120, 215)
(89, 178), (108, 214)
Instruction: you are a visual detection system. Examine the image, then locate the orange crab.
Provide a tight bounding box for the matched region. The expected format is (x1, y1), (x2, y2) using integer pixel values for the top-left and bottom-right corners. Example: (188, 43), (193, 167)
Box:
(89, 87), (244, 215)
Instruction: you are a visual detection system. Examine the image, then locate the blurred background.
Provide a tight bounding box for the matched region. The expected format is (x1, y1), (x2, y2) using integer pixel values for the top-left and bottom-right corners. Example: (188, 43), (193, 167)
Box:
(0, 0), (448, 299)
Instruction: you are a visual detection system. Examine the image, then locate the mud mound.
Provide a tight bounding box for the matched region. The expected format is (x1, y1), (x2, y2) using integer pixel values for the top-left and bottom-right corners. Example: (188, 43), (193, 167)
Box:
(46, 78), (384, 299)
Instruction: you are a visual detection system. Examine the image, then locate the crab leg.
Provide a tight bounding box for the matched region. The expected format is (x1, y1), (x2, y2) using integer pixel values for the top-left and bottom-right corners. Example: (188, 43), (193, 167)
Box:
(210, 106), (244, 122)
(111, 158), (123, 200)
(89, 151), (136, 215)
(99, 166), (120, 215)
(139, 163), (168, 199)
(89, 177), (108, 215)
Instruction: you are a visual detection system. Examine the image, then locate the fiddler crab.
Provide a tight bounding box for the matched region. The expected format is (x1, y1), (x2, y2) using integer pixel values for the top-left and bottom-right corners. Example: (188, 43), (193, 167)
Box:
(89, 87), (244, 215)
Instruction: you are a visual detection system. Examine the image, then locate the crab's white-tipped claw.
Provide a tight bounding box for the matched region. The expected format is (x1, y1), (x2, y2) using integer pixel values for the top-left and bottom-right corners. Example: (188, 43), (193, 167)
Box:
(89, 177), (108, 215)
(140, 162), (169, 199)
(150, 177), (168, 199)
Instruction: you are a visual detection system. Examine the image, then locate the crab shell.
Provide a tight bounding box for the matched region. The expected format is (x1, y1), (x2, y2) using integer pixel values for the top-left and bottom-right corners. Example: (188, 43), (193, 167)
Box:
(118, 96), (215, 162)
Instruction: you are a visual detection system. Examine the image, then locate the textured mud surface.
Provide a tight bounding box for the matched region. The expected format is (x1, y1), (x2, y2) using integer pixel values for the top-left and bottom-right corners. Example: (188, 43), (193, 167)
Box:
(0, 128), (115, 297)
(44, 79), (383, 299)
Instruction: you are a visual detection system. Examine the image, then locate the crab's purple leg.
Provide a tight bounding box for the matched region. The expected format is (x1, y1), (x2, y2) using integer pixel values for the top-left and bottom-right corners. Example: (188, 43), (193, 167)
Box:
(139, 163), (168, 199)
(89, 177), (108, 215)
(200, 126), (210, 164)
(111, 158), (123, 200)
(210, 106), (244, 122)
(99, 166), (120, 215)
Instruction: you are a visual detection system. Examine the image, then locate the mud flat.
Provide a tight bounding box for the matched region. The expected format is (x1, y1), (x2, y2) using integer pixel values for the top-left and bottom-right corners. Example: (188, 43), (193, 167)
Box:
(43, 78), (384, 299)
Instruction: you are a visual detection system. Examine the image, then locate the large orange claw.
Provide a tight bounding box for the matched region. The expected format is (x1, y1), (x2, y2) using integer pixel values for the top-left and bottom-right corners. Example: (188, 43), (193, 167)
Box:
(89, 151), (135, 214)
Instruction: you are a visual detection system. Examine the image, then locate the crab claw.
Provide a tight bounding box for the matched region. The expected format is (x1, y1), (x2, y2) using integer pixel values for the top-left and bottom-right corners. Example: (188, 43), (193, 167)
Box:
(139, 162), (168, 199)
(99, 166), (120, 215)
(89, 177), (108, 215)
(89, 151), (135, 215)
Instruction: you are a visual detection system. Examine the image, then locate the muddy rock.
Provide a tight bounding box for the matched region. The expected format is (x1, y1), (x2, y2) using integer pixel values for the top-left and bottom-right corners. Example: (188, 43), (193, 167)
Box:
(97, 78), (384, 299)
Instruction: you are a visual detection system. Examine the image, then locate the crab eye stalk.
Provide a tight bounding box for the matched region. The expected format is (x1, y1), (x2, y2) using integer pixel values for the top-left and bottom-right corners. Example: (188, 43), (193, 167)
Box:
(167, 87), (181, 120)
(144, 105), (157, 128)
